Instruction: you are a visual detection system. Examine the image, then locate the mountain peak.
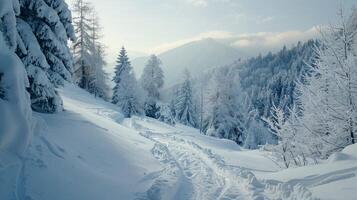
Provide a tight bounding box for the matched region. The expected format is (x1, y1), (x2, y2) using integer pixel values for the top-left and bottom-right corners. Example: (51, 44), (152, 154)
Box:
(132, 38), (245, 87)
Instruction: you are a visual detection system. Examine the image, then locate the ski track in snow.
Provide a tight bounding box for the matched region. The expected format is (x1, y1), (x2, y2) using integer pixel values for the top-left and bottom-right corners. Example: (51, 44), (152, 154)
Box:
(122, 119), (316, 200)
(73, 104), (317, 200)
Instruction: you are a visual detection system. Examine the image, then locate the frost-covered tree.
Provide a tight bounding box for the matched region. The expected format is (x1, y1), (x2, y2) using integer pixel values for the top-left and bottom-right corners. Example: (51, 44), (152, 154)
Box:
(191, 40), (317, 147)
(72, 4), (109, 98)
(72, 0), (93, 89)
(15, 0), (75, 113)
(86, 13), (109, 99)
(140, 54), (164, 118)
(243, 103), (274, 149)
(156, 103), (176, 126)
(263, 105), (304, 168)
(174, 69), (197, 127)
(296, 8), (357, 159)
(89, 44), (109, 99)
(202, 67), (246, 144)
(112, 47), (142, 117)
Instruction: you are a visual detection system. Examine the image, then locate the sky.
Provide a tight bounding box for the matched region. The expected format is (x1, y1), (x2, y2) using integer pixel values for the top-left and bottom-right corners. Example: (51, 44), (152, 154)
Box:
(67, 0), (356, 61)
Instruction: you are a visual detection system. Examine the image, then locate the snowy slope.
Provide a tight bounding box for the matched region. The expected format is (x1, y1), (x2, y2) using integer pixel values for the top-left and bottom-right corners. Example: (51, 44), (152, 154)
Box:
(22, 85), (162, 200)
(18, 84), (357, 200)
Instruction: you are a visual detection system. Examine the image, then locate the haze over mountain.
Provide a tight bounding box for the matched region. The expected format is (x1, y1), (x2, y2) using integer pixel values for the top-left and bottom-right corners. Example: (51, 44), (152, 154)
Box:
(131, 38), (247, 87)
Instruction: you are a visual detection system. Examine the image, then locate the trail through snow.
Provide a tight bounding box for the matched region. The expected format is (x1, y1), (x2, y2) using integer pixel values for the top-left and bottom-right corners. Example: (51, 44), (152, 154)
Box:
(15, 84), (357, 200)
(124, 119), (314, 200)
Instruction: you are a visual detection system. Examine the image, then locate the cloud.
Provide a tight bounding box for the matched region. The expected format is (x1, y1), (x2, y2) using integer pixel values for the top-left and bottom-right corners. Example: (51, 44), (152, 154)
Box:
(186, 0), (208, 7)
(147, 31), (233, 54)
(147, 27), (320, 54)
(232, 27), (319, 49)
(185, 0), (232, 7)
(256, 16), (274, 24)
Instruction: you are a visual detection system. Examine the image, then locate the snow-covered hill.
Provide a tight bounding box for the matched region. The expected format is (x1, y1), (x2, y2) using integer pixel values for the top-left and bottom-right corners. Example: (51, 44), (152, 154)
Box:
(131, 38), (246, 87)
(12, 84), (357, 200)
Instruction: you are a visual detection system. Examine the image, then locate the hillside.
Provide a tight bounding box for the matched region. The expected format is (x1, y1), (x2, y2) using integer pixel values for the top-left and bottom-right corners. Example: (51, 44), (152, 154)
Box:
(2, 84), (355, 200)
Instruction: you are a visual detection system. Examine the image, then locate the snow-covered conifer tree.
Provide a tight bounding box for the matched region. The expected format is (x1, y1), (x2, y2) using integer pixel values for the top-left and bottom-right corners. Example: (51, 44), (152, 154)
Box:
(112, 47), (129, 104)
(140, 54), (164, 118)
(174, 69), (197, 127)
(15, 0), (75, 112)
(0, 0), (20, 52)
(16, 19), (63, 112)
(112, 47), (142, 117)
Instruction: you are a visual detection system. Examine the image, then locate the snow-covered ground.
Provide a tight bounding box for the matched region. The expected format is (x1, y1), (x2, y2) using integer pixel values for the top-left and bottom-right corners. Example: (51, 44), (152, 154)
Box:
(18, 84), (357, 200)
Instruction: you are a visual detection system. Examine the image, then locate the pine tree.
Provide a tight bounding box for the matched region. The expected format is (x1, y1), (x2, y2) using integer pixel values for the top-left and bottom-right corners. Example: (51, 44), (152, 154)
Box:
(175, 69), (197, 127)
(112, 47), (142, 117)
(16, 0), (75, 113)
(16, 19), (63, 112)
(140, 54), (164, 118)
(112, 47), (129, 104)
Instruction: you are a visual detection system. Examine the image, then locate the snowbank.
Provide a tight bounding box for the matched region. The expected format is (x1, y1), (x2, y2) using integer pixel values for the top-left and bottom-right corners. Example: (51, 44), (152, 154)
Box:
(0, 36), (32, 155)
(0, 34), (33, 199)
(261, 144), (357, 200)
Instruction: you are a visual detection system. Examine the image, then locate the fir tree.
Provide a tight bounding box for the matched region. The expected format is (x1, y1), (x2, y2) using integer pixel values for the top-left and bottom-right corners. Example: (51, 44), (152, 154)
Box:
(175, 69), (197, 127)
(112, 47), (129, 104)
(140, 54), (164, 118)
(16, 0), (75, 113)
(112, 47), (142, 117)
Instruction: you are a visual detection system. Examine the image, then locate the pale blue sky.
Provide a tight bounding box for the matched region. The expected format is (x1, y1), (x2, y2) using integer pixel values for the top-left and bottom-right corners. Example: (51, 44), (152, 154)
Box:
(68, 0), (356, 60)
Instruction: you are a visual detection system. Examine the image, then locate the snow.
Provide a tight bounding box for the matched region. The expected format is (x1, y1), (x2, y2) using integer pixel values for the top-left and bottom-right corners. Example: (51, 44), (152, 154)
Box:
(22, 84), (161, 200)
(0, 34), (33, 200)
(15, 83), (357, 199)
(0, 35), (32, 155)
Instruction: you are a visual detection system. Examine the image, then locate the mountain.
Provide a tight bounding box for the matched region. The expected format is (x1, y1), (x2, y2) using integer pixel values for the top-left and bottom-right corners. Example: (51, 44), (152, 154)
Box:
(131, 38), (247, 87)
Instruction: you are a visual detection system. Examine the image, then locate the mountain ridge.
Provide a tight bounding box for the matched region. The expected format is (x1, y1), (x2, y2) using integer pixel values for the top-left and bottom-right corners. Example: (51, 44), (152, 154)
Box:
(131, 38), (246, 87)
